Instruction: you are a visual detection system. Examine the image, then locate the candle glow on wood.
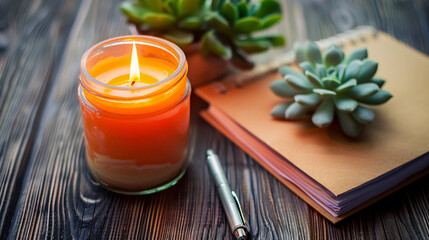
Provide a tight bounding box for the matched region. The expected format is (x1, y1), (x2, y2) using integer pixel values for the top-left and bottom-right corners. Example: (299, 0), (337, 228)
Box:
(129, 41), (140, 87)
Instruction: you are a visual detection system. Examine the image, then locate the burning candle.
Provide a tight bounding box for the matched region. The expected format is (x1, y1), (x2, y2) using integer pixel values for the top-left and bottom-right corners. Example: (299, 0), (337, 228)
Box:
(78, 36), (190, 194)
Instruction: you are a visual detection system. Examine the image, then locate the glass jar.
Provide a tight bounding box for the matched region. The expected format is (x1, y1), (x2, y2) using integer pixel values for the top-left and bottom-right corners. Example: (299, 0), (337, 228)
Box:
(78, 35), (191, 195)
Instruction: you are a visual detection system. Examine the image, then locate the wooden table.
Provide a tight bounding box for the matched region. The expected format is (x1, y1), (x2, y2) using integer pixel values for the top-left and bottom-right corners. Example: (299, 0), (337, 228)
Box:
(1, 0), (428, 239)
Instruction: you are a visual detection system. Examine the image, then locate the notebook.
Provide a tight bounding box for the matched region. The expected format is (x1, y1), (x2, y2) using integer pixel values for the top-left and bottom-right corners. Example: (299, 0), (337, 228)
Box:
(195, 26), (429, 223)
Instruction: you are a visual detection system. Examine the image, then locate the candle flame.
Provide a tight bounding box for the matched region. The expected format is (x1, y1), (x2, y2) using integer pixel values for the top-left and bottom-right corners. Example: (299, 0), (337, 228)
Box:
(129, 41), (140, 86)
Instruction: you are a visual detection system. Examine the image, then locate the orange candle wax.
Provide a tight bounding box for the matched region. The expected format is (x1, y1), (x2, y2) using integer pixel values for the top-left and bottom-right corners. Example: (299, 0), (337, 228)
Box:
(78, 36), (190, 194)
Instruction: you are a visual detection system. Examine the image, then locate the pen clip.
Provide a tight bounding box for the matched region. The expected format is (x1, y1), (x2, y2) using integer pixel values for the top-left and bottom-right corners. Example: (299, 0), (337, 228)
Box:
(231, 191), (250, 233)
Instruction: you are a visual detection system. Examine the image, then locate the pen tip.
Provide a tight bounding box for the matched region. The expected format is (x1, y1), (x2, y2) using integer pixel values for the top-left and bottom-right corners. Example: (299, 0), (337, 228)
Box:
(206, 149), (213, 156)
(234, 228), (248, 240)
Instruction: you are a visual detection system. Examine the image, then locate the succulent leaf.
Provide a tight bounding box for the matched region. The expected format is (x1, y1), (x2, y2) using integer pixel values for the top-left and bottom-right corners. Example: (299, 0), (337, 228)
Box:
(323, 45), (344, 67)
(138, 0), (168, 13)
(321, 76), (341, 89)
(249, 3), (258, 15)
(356, 60), (378, 83)
(313, 88), (336, 97)
(259, 35), (285, 46)
(337, 110), (362, 137)
(358, 90), (393, 105)
(221, 1), (238, 24)
(349, 83), (379, 99)
(177, 0), (203, 17)
(305, 71), (323, 88)
(335, 45), (345, 60)
(336, 79), (357, 93)
(285, 75), (313, 90)
(253, 0), (281, 18)
(209, 13), (230, 34)
(162, 29), (194, 46)
(179, 16), (202, 30)
(285, 102), (311, 120)
(142, 12), (176, 29)
(316, 64), (326, 78)
(343, 60), (362, 81)
(235, 39), (270, 53)
(201, 31), (231, 57)
(337, 63), (346, 81)
(236, 1), (248, 18)
(270, 80), (304, 98)
(279, 66), (306, 80)
(312, 100), (334, 127)
(299, 62), (315, 74)
(352, 106), (375, 124)
(294, 43), (306, 63)
(120, 2), (147, 23)
(371, 77), (385, 88)
(271, 101), (292, 119)
(334, 96), (358, 112)
(346, 48), (368, 64)
(260, 14), (282, 29)
(238, 35), (285, 49)
(234, 17), (262, 33)
(294, 93), (321, 107)
(211, 0), (222, 10)
(305, 42), (322, 64)
(326, 66), (336, 76)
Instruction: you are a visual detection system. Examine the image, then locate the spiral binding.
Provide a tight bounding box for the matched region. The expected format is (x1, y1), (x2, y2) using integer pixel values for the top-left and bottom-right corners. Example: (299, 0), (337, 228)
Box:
(214, 25), (378, 93)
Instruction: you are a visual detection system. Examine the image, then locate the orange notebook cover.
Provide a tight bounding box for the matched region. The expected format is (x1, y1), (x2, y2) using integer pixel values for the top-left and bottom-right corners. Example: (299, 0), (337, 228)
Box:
(195, 28), (429, 223)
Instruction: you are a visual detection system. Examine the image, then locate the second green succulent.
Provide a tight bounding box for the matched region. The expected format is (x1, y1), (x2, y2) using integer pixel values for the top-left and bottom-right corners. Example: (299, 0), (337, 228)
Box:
(120, 0), (285, 68)
(270, 42), (393, 137)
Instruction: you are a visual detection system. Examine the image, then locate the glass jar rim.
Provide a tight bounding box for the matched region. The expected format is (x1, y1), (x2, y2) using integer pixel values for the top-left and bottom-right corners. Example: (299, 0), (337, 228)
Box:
(80, 35), (186, 91)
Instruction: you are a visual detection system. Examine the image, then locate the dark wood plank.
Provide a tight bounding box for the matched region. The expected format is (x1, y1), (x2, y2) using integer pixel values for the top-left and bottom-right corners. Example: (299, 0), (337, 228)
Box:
(299, 0), (429, 54)
(2, 0), (429, 239)
(0, 0), (81, 237)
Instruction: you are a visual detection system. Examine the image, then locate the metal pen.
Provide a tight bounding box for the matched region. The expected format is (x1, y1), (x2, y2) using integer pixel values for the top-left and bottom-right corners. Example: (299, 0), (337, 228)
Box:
(207, 150), (250, 240)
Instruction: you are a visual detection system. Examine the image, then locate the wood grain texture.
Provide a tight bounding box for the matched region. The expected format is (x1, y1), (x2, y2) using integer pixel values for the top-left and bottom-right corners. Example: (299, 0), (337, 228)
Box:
(0, 0), (428, 239)
(0, 0), (81, 237)
(299, 0), (429, 54)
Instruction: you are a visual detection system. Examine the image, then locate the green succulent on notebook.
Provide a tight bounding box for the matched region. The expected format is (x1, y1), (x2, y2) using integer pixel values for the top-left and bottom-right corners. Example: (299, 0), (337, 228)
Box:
(120, 0), (285, 68)
(270, 42), (393, 137)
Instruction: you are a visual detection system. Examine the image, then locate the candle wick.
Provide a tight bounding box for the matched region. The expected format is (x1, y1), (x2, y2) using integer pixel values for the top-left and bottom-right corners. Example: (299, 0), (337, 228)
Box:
(131, 80), (136, 87)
